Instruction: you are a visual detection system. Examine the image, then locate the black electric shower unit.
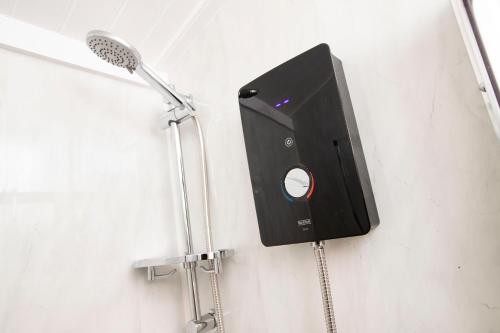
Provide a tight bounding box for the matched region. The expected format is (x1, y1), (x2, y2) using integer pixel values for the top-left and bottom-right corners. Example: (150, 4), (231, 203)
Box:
(238, 43), (379, 247)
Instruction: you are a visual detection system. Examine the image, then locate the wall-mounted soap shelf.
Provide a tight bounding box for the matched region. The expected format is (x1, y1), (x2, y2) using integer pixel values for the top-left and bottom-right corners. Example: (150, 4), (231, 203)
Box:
(133, 249), (234, 281)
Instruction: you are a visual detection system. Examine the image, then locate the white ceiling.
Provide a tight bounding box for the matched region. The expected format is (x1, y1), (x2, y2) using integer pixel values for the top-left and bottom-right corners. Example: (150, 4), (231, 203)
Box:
(0, 0), (208, 67)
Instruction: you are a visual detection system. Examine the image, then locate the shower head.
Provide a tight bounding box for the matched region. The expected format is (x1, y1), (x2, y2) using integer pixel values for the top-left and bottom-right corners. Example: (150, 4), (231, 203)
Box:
(86, 30), (189, 110)
(87, 30), (141, 73)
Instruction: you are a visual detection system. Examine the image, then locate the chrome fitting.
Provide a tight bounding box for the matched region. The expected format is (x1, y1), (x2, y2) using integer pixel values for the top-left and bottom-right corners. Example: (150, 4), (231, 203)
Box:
(186, 311), (216, 333)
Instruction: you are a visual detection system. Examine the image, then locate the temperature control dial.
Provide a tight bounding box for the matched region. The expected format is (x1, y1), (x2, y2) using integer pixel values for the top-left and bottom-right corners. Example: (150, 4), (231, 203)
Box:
(282, 167), (314, 201)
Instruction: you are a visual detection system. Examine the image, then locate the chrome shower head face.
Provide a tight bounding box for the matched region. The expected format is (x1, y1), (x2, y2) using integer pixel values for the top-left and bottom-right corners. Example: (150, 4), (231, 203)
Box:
(86, 30), (141, 72)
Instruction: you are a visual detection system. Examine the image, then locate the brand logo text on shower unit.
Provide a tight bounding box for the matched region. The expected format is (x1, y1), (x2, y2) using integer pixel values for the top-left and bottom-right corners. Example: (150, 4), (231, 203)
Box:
(297, 218), (312, 226)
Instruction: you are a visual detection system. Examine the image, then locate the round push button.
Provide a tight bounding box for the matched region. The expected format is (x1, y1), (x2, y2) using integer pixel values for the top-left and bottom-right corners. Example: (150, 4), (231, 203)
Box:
(283, 167), (314, 199)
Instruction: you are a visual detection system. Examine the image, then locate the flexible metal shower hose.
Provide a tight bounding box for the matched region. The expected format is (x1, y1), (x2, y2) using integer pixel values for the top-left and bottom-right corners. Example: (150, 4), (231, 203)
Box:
(313, 242), (338, 333)
(193, 116), (225, 333)
(210, 269), (225, 333)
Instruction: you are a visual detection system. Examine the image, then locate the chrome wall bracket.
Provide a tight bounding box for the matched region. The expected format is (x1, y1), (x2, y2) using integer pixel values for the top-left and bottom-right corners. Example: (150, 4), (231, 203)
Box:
(187, 310), (216, 333)
(159, 93), (196, 129)
(147, 266), (177, 281)
(133, 249), (234, 282)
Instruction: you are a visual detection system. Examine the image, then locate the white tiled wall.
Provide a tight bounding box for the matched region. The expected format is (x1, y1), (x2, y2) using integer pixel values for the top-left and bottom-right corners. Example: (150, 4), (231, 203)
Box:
(0, 0), (500, 332)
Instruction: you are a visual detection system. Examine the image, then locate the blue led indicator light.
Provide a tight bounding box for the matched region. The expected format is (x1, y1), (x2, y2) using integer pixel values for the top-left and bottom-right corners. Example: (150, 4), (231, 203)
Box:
(275, 98), (290, 109)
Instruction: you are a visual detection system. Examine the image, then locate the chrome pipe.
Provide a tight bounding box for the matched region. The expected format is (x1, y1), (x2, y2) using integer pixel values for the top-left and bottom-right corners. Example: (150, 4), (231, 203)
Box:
(193, 116), (213, 252)
(136, 64), (188, 108)
(185, 262), (202, 322)
(171, 121), (201, 321)
(171, 121), (195, 252)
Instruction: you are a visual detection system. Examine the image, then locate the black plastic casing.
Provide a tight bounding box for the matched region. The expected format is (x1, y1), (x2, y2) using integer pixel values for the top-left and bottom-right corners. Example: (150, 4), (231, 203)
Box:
(239, 43), (379, 247)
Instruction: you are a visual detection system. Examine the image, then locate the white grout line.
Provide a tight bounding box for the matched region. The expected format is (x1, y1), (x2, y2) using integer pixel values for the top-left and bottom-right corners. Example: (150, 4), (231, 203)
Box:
(59, 0), (78, 33)
(152, 0), (210, 67)
(164, 1), (224, 69)
(108, 0), (130, 31)
(9, 0), (19, 16)
(137, 0), (175, 51)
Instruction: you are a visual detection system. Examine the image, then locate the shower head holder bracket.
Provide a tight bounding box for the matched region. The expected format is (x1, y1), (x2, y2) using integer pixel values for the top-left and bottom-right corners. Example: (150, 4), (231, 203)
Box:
(159, 94), (196, 129)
